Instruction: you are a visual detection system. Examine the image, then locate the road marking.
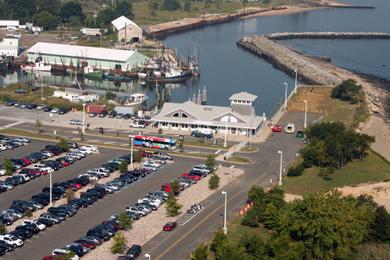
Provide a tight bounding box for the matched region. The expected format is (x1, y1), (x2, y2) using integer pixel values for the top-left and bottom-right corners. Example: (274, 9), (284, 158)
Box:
(0, 120), (26, 130)
(155, 171), (270, 260)
(104, 141), (117, 145)
(214, 149), (221, 154)
(229, 165), (235, 169)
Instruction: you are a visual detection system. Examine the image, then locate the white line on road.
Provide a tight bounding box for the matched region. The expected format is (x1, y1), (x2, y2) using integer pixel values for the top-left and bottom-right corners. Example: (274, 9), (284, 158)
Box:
(0, 120), (26, 130)
(214, 149), (221, 154)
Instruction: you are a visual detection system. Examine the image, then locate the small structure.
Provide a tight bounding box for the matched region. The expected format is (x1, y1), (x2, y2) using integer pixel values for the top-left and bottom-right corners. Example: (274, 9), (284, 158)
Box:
(27, 42), (148, 70)
(111, 16), (143, 43)
(80, 28), (102, 37)
(152, 92), (264, 136)
(53, 90), (99, 103)
(0, 20), (19, 28)
(0, 37), (20, 57)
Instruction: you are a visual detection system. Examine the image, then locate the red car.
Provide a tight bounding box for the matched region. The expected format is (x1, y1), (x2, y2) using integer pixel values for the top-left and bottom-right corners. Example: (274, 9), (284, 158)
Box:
(60, 161), (70, 167)
(30, 169), (44, 176)
(181, 173), (201, 181)
(20, 157), (32, 166)
(71, 183), (82, 191)
(163, 222), (177, 231)
(271, 125), (283, 132)
(42, 256), (63, 260)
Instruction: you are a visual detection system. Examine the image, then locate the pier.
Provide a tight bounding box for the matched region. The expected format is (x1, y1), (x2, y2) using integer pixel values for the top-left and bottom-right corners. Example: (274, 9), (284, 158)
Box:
(265, 32), (390, 40)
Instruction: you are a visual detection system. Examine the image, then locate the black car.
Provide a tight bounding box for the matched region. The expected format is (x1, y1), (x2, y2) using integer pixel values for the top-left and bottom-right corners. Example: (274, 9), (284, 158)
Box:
(5, 100), (16, 106)
(58, 108), (69, 114)
(98, 111), (108, 118)
(108, 111), (117, 118)
(43, 106), (53, 112)
(87, 227), (111, 241)
(123, 113), (132, 119)
(31, 197), (50, 206)
(16, 223), (40, 235)
(0, 244), (7, 256)
(73, 177), (90, 186)
(0, 241), (14, 253)
(36, 217), (55, 227)
(70, 198), (89, 208)
(66, 243), (89, 257)
(126, 244), (142, 259)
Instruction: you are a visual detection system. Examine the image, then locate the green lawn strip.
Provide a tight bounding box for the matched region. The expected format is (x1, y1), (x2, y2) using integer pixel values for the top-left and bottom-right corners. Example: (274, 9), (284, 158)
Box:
(226, 156), (251, 164)
(227, 215), (271, 244)
(239, 146), (258, 153)
(282, 150), (390, 195)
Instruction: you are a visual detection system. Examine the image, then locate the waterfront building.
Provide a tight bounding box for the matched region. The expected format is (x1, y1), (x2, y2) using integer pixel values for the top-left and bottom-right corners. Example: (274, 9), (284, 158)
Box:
(0, 20), (19, 28)
(152, 92), (264, 135)
(53, 89), (99, 103)
(111, 16), (143, 43)
(26, 42), (148, 70)
(0, 37), (19, 57)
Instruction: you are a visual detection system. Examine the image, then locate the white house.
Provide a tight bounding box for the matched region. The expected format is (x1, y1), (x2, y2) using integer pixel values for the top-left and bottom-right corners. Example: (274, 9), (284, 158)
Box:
(152, 92), (264, 136)
(53, 90), (99, 103)
(80, 28), (101, 37)
(0, 20), (19, 28)
(111, 16), (143, 43)
(0, 37), (20, 57)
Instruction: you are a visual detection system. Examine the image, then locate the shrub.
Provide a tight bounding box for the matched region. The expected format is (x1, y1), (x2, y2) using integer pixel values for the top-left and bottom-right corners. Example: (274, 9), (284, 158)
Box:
(331, 79), (363, 104)
(118, 212), (133, 231)
(119, 161), (128, 173)
(25, 209), (33, 218)
(57, 138), (70, 152)
(3, 159), (14, 176)
(65, 188), (75, 203)
(133, 149), (142, 163)
(208, 173), (220, 190)
(287, 163), (304, 177)
(241, 208), (259, 227)
(210, 229), (228, 253)
(166, 196), (182, 217)
(191, 242), (208, 260)
(110, 232), (127, 254)
(0, 222), (6, 235)
(205, 155), (216, 170)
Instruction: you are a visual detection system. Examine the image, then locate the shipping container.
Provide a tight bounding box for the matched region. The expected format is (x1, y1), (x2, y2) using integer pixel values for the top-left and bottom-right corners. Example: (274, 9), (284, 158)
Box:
(86, 104), (106, 114)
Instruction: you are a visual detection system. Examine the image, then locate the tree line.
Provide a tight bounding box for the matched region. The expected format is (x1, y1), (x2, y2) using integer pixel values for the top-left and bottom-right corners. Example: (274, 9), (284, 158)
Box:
(192, 185), (390, 260)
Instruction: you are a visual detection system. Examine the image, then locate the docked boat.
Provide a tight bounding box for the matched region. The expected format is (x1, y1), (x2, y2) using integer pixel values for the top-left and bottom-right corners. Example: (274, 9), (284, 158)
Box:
(83, 67), (103, 81)
(124, 93), (146, 106)
(146, 68), (188, 84)
(22, 61), (52, 72)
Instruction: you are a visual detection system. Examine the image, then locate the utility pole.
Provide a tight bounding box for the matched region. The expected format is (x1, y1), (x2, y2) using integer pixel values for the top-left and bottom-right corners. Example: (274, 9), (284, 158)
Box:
(304, 100), (308, 129)
(278, 151), (283, 186)
(294, 69), (298, 94)
(221, 191), (227, 234)
(283, 82), (288, 110)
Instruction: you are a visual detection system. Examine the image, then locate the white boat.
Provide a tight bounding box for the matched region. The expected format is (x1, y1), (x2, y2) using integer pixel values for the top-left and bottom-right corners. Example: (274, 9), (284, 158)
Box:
(22, 61), (52, 72)
(138, 72), (147, 79)
(125, 93), (146, 106)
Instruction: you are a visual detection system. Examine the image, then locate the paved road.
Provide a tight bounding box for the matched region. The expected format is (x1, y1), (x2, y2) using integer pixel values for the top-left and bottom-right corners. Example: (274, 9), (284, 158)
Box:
(0, 147), (127, 212)
(142, 112), (320, 259)
(2, 156), (203, 260)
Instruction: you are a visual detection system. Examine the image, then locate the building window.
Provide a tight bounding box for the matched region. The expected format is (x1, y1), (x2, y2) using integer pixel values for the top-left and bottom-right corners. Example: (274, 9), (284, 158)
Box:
(171, 123), (179, 128)
(162, 122), (168, 127)
(173, 112), (179, 117)
(182, 113), (188, 118)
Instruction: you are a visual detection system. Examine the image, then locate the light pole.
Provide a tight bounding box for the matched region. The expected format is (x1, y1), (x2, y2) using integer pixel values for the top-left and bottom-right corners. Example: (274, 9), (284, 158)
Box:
(221, 191), (227, 234)
(294, 69), (298, 94)
(144, 253), (151, 260)
(283, 82), (288, 110)
(277, 151), (283, 186)
(223, 119), (228, 148)
(49, 171), (53, 206)
(82, 103), (86, 134)
(130, 135), (134, 168)
(304, 100), (308, 129)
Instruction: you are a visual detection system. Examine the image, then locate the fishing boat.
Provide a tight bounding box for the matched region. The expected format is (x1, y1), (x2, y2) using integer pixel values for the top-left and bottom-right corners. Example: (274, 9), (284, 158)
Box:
(124, 93), (146, 106)
(83, 67), (103, 81)
(22, 61), (52, 72)
(146, 68), (188, 84)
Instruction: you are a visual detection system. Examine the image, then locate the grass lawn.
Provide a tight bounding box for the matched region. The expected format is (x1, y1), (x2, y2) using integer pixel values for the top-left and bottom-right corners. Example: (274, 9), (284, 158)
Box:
(227, 156), (251, 164)
(357, 243), (390, 259)
(283, 150), (390, 195)
(228, 215), (271, 244)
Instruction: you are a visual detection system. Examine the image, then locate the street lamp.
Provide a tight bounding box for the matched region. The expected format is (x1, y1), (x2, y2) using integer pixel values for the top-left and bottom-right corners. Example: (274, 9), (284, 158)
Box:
(294, 69), (298, 94)
(82, 103), (86, 134)
(277, 151), (283, 186)
(223, 118), (228, 148)
(283, 82), (288, 110)
(221, 191), (227, 234)
(49, 171), (53, 206)
(303, 100), (308, 129)
(130, 135), (134, 167)
(144, 253), (151, 260)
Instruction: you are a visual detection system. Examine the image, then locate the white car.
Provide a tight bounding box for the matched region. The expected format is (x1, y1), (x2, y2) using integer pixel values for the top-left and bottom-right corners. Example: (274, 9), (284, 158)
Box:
(126, 206), (146, 216)
(18, 174), (31, 182)
(0, 234), (24, 247)
(78, 173), (99, 182)
(193, 165), (212, 174)
(89, 168), (110, 177)
(23, 220), (46, 231)
(13, 137), (30, 143)
(41, 150), (54, 157)
(52, 249), (79, 260)
(51, 108), (59, 113)
(138, 198), (161, 207)
(145, 161), (160, 168)
(74, 148), (91, 155)
(80, 145), (99, 153)
(0, 168), (6, 176)
(2, 209), (22, 219)
(0, 144), (7, 151)
(109, 158), (125, 165)
(37, 167), (54, 174)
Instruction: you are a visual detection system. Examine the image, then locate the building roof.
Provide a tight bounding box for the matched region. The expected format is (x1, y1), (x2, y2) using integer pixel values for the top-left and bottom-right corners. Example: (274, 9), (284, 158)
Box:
(27, 42), (137, 62)
(229, 92), (257, 102)
(153, 101), (263, 129)
(111, 16), (141, 31)
(0, 20), (19, 27)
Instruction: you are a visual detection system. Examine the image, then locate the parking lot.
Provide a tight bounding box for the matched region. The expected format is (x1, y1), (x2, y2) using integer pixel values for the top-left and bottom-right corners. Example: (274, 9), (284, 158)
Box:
(0, 143), (202, 259)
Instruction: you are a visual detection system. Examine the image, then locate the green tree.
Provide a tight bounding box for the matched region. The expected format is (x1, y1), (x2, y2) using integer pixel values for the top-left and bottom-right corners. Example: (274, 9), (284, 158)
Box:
(118, 212), (133, 230)
(331, 79), (363, 104)
(148, 0), (159, 16)
(64, 251), (77, 260)
(215, 240), (245, 260)
(191, 242), (208, 260)
(110, 232), (127, 254)
(163, 0), (181, 11)
(0, 222), (6, 235)
(2, 0), (36, 23)
(36, 0), (61, 15)
(119, 160), (128, 173)
(25, 209), (33, 218)
(208, 173), (220, 190)
(58, 138), (70, 152)
(238, 234), (266, 259)
(262, 203), (280, 229)
(65, 188), (75, 203)
(36, 11), (59, 30)
(35, 119), (43, 134)
(371, 206), (390, 242)
(3, 159), (14, 176)
(165, 196), (182, 217)
(183, 0), (191, 12)
(133, 149), (142, 163)
(210, 229), (228, 253)
(60, 1), (83, 22)
(105, 91), (116, 100)
(205, 155), (216, 170)
(287, 163), (304, 177)
(170, 180), (181, 196)
(241, 208), (259, 227)
(115, 0), (134, 19)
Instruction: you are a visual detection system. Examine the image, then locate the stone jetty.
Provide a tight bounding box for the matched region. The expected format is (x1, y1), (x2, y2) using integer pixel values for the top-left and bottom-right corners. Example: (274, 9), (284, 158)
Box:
(265, 32), (390, 40)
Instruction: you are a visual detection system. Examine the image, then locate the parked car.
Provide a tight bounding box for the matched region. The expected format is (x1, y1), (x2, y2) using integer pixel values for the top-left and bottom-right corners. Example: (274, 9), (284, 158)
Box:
(163, 222), (177, 231)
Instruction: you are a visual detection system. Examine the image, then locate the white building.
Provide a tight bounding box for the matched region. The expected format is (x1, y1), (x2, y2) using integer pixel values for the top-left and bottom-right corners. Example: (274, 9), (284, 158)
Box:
(152, 92), (264, 136)
(0, 37), (19, 57)
(53, 90), (99, 103)
(0, 20), (19, 28)
(111, 16), (143, 43)
(80, 28), (101, 37)
(27, 42), (148, 70)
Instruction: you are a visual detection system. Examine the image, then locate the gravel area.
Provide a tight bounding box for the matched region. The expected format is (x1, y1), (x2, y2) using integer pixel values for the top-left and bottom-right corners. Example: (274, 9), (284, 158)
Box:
(83, 167), (243, 260)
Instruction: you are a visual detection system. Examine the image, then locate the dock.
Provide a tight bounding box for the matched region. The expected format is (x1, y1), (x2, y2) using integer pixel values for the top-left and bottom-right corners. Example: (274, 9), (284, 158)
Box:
(265, 32), (390, 40)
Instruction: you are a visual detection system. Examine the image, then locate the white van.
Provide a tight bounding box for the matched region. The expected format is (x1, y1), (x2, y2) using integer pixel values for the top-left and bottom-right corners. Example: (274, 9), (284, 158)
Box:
(285, 123), (296, 134)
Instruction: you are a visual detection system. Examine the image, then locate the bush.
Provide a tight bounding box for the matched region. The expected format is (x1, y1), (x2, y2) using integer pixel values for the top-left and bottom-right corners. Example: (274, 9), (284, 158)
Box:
(65, 188), (75, 203)
(166, 196), (182, 217)
(371, 206), (390, 242)
(57, 138), (70, 152)
(133, 149), (142, 163)
(118, 212), (133, 231)
(0, 222), (6, 235)
(206, 155), (216, 170)
(191, 242), (208, 260)
(110, 232), (127, 254)
(210, 229), (228, 253)
(287, 163), (304, 177)
(25, 209), (33, 218)
(208, 173), (220, 190)
(3, 159), (14, 176)
(241, 208), (259, 227)
(331, 79), (363, 104)
(119, 161), (128, 173)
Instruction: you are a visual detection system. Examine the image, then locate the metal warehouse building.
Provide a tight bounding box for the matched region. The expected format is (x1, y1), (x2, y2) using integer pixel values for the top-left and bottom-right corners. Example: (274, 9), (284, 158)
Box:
(26, 42), (148, 70)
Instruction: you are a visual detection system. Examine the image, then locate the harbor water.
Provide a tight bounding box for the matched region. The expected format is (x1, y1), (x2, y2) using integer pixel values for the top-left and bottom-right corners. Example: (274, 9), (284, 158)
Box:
(1, 0), (389, 115)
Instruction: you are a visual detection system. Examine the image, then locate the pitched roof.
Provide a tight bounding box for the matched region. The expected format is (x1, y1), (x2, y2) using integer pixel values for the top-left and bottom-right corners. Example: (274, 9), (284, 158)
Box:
(27, 42), (136, 62)
(153, 101), (263, 129)
(111, 16), (141, 31)
(229, 92), (257, 102)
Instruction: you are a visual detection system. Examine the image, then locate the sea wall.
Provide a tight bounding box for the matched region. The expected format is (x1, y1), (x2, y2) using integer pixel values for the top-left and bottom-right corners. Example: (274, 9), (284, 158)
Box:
(265, 32), (390, 40)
